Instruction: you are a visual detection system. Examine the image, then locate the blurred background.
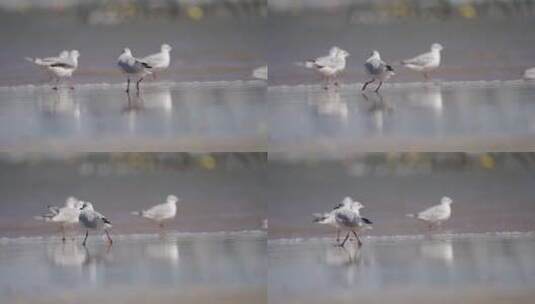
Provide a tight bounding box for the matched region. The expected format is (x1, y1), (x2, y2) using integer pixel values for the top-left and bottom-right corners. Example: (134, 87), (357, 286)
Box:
(268, 0), (535, 85)
(0, 0), (266, 86)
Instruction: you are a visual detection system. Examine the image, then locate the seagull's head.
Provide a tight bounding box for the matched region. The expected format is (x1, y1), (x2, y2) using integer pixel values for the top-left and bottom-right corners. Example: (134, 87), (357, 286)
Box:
(431, 43), (443, 52)
(161, 44), (172, 52)
(370, 50), (380, 58)
(123, 48), (132, 55)
(80, 201), (94, 211)
(352, 201), (364, 211)
(167, 195), (179, 205)
(70, 50), (80, 59)
(337, 49), (350, 59)
(341, 196), (353, 208)
(329, 46), (340, 57)
(441, 196), (453, 205)
(65, 196), (79, 208)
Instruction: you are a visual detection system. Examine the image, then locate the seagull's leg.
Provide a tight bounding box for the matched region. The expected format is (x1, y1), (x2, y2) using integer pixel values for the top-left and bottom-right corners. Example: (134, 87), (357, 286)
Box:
(375, 81), (383, 93)
(60, 224), (66, 242)
(104, 229), (113, 245)
(336, 229), (340, 243)
(52, 77), (59, 90)
(152, 72), (157, 80)
(362, 79), (374, 91)
(82, 230), (89, 246)
(136, 77), (144, 94)
(126, 78), (130, 93)
(339, 232), (350, 247)
(424, 72), (429, 80)
(352, 231), (362, 247)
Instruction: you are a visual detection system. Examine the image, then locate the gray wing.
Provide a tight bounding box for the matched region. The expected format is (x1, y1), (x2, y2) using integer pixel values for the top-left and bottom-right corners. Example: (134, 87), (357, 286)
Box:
(141, 52), (163, 66)
(365, 58), (385, 75)
(313, 55), (336, 68)
(335, 209), (358, 227)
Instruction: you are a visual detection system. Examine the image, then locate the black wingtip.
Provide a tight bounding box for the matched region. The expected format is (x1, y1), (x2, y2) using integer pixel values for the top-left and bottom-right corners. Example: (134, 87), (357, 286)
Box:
(141, 62), (152, 69)
(332, 203), (344, 210)
(386, 65), (394, 72)
(102, 217), (112, 224)
(362, 217), (373, 224)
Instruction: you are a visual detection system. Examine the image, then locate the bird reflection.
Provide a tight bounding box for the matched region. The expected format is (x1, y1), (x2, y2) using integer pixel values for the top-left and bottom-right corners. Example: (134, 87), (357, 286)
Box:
(419, 240), (454, 265)
(141, 87), (173, 113)
(311, 91), (349, 121)
(144, 239), (180, 266)
(362, 92), (393, 132)
(39, 89), (80, 117)
(47, 241), (87, 267)
(405, 86), (443, 115)
(324, 242), (362, 266)
(122, 91), (145, 114)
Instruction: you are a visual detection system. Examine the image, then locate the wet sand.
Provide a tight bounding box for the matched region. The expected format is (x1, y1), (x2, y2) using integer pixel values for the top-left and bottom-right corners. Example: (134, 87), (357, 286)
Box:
(0, 233), (266, 304)
(269, 236), (535, 304)
(0, 83), (267, 152)
(268, 82), (535, 153)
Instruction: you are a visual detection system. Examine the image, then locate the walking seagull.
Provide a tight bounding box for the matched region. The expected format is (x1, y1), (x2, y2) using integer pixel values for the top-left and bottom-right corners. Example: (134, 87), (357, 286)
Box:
(407, 196), (453, 229)
(301, 46), (350, 89)
(401, 43), (443, 80)
(34, 196), (83, 242)
(117, 48), (152, 93)
(362, 50), (395, 93)
(140, 43), (172, 79)
(334, 207), (373, 247)
(131, 195), (179, 228)
(78, 201), (113, 246)
(26, 50), (80, 89)
(313, 196), (366, 243)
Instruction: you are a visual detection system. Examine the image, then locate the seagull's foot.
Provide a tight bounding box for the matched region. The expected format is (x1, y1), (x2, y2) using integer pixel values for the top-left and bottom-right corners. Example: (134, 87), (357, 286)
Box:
(82, 241), (87, 247)
(62, 237), (66, 243)
(52, 87), (58, 91)
(334, 81), (339, 87)
(357, 240), (363, 247)
(70, 86), (75, 90)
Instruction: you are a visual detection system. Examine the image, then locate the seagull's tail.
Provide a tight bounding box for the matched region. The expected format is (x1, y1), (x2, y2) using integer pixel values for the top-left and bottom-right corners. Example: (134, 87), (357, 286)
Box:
(406, 213), (416, 218)
(295, 61), (316, 69)
(130, 211), (143, 217)
(25, 57), (36, 64)
(313, 213), (329, 223)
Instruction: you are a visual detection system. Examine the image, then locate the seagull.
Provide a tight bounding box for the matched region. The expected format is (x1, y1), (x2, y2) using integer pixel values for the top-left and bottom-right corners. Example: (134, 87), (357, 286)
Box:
(401, 43), (443, 80)
(34, 196), (83, 242)
(131, 195), (179, 228)
(524, 67), (535, 80)
(26, 50), (80, 89)
(78, 201), (113, 246)
(313, 196), (365, 242)
(362, 50), (395, 93)
(334, 207), (373, 247)
(140, 43), (172, 79)
(301, 46), (350, 89)
(252, 65), (268, 80)
(117, 48), (153, 93)
(406, 196), (453, 229)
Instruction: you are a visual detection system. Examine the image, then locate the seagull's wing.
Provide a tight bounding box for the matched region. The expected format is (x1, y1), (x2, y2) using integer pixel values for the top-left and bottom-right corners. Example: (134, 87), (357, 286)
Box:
(313, 55), (336, 68)
(143, 203), (171, 219)
(418, 204), (446, 221)
(135, 58), (153, 69)
(141, 52), (164, 66)
(335, 209), (358, 227)
(402, 51), (434, 66)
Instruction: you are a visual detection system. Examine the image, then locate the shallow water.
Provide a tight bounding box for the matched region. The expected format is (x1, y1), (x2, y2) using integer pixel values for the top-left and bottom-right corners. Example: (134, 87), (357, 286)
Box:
(268, 235), (535, 304)
(0, 83), (266, 152)
(268, 83), (535, 153)
(0, 232), (266, 304)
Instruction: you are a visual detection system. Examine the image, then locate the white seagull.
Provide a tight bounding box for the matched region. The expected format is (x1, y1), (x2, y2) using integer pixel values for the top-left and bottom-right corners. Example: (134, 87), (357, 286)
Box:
(524, 67), (535, 80)
(407, 196), (453, 229)
(140, 43), (172, 79)
(26, 50), (80, 89)
(131, 195), (179, 228)
(401, 43), (443, 80)
(313, 196), (365, 242)
(34, 196), (83, 241)
(78, 201), (113, 246)
(362, 50), (395, 93)
(302, 46), (350, 89)
(117, 48), (153, 93)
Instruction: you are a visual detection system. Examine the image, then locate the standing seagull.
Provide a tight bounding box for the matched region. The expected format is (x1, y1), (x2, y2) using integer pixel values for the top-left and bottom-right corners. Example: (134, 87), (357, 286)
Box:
(407, 196), (453, 229)
(362, 50), (395, 93)
(131, 195), (179, 228)
(302, 46), (350, 89)
(34, 196), (83, 242)
(141, 43), (172, 79)
(78, 201), (113, 246)
(26, 50), (80, 89)
(313, 196), (365, 242)
(335, 207), (373, 247)
(401, 43), (443, 80)
(117, 48), (153, 93)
